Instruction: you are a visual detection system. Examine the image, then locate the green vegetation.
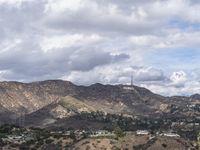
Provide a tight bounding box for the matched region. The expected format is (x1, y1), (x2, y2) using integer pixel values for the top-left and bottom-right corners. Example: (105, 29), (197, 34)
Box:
(162, 143), (167, 148)
(0, 124), (15, 134)
(45, 138), (54, 144)
(0, 124), (197, 150)
(114, 127), (125, 139)
(59, 96), (95, 112)
(69, 130), (76, 141)
(86, 145), (91, 150)
(198, 132), (200, 150)
(0, 112), (198, 150)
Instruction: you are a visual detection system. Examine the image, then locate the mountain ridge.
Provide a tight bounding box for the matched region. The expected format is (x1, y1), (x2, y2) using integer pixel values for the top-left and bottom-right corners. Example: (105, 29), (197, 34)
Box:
(0, 79), (199, 126)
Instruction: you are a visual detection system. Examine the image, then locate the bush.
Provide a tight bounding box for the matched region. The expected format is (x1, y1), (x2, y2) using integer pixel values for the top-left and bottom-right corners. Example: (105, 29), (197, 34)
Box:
(69, 131), (76, 140)
(162, 143), (167, 148)
(52, 134), (62, 139)
(114, 127), (125, 139)
(45, 139), (54, 144)
(86, 145), (91, 150)
(19, 145), (29, 150)
(198, 132), (200, 150)
(36, 139), (44, 148)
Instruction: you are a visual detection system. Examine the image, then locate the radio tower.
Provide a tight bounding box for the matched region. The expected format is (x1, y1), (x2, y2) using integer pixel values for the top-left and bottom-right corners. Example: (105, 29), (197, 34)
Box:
(131, 75), (133, 86)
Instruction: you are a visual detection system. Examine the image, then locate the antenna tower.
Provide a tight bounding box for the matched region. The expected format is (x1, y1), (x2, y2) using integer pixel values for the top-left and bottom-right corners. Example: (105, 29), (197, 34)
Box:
(131, 75), (133, 86)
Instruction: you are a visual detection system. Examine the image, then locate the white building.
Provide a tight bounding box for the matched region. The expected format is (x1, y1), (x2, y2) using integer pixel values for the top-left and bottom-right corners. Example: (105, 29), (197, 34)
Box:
(136, 130), (149, 135)
(161, 133), (180, 137)
(89, 130), (114, 137)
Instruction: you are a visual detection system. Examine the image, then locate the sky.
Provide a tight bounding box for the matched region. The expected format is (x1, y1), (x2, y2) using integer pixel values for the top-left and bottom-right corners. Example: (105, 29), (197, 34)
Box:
(0, 0), (200, 96)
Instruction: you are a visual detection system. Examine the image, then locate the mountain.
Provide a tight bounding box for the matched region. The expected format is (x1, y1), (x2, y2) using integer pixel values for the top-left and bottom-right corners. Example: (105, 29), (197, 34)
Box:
(0, 80), (199, 126)
(0, 80), (73, 107)
(190, 93), (200, 100)
(0, 80), (165, 117)
(0, 80), (77, 124)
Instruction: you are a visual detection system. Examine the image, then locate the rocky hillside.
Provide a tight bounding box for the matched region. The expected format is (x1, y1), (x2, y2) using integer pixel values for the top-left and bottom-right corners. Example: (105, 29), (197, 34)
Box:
(23, 96), (96, 127)
(0, 80), (199, 125)
(0, 80), (74, 114)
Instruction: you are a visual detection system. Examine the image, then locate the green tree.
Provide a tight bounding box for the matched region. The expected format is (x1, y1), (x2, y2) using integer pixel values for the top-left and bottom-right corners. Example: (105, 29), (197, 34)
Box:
(69, 130), (76, 141)
(198, 132), (200, 150)
(114, 127), (125, 139)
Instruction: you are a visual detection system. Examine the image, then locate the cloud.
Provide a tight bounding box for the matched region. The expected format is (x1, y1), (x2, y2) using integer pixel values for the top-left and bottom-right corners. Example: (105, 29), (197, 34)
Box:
(0, 38), (129, 81)
(143, 80), (200, 96)
(40, 34), (104, 52)
(44, 0), (160, 35)
(0, 0), (200, 96)
(64, 65), (200, 96)
(68, 50), (129, 71)
(63, 66), (166, 86)
(170, 71), (187, 88)
(44, 0), (82, 13)
(133, 67), (165, 82)
(0, 0), (34, 6)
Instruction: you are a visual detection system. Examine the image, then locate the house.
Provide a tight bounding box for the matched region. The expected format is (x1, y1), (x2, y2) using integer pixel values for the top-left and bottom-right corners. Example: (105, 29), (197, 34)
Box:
(89, 130), (114, 137)
(136, 130), (149, 135)
(161, 132), (180, 137)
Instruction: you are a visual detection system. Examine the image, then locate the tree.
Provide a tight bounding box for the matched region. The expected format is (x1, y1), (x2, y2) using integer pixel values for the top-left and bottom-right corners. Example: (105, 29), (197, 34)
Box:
(198, 132), (200, 150)
(69, 130), (76, 141)
(114, 127), (125, 139)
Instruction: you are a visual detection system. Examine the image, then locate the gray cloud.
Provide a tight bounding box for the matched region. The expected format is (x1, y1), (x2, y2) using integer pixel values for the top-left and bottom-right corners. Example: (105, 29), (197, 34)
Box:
(44, 0), (163, 36)
(0, 1), (45, 40)
(133, 67), (165, 82)
(69, 50), (129, 71)
(0, 0), (200, 95)
(0, 39), (129, 81)
(46, 11), (157, 35)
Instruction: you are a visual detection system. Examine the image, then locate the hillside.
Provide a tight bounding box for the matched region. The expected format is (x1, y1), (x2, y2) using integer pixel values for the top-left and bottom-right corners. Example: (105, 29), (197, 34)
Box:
(23, 96), (96, 127)
(0, 80), (199, 149)
(72, 135), (194, 150)
(0, 80), (199, 126)
(0, 80), (169, 123)
(0, 125), (196, 150)
(0, 80), (74, 112)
